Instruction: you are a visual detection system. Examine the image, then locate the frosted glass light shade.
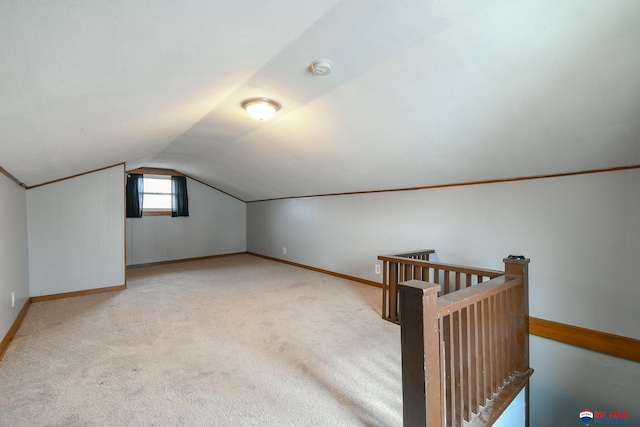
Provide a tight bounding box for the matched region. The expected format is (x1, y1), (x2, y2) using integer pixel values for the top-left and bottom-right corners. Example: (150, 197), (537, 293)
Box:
(242, 98), (280, 120)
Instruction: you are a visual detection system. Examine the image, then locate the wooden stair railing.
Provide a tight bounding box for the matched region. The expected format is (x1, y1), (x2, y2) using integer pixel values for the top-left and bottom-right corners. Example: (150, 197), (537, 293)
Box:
(397, 256), (532, 427)
(379, 250), (503, 323)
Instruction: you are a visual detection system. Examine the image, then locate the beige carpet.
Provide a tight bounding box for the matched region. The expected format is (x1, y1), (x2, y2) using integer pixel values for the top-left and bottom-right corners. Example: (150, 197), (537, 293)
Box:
(0, 254), (402, 426)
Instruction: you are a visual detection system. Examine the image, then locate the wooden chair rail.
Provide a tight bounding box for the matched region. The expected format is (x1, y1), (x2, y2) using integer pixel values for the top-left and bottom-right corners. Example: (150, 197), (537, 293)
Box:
(529, 317), (640, 363)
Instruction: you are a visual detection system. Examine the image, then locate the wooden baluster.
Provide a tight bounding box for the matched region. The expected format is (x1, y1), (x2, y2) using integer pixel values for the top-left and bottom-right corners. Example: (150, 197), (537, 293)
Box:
(382, 261), (388, 320)
(503, 291), (509, 383)
(509, 287), (517, 377)
(484, 298), (492, 399)
(397, 280), (442, 427)
(453, 311), (462, 426)
(461, 307), (471, 422)
(511, 287), (517, 376)
(444, 314), (453, 426)
(462, 306), (471, 421)
(496, 292), (504, 387)
(465, 273), (471, 290)
(502, 289), (510, 380)
(490, 295), (497, 395)
(470, 302), (480, 414)
(389, 262), (399, 323)
(478, 299), (486, 406)
(439, 316), (451, 426)
(455, 272), (461, 292)
(434, 268), (441, 296)
(444, 270), (450, 295)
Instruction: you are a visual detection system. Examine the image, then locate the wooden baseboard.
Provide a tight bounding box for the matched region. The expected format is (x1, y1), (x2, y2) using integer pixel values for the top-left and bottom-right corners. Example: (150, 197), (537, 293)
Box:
(529, 317), (640, 363)
(31, 284), (127, 303)
(247, 252), (382, 289)
(8, 257), (636, 365)
(248, 252), (640, 363)
(127, 252), (246, 269)
(0, 298), (32, 360)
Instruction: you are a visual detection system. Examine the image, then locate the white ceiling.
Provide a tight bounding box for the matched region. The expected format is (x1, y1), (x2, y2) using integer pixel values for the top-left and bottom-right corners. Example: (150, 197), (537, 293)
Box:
(1, 0), (639, 201)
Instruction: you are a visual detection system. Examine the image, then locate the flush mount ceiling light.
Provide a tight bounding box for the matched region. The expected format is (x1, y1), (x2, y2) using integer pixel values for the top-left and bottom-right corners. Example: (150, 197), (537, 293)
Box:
(241, 98), (280, 121)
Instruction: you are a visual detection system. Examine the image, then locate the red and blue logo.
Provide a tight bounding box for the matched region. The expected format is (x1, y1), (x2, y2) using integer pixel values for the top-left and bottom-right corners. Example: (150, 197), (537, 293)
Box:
(580, 410), (594, 425)
(580, 409), (629, 424)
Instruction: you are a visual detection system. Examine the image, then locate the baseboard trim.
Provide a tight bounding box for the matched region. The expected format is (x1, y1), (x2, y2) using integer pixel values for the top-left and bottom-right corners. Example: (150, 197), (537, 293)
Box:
(31, 284), (127, 303)
(247, 252), (382, 289)
(529, 316), (640, 363)
(127, 252), (247, 269)
(0, 298), (32, 361)
(248, 253), (640, 363)
(7, 258), (635, 365)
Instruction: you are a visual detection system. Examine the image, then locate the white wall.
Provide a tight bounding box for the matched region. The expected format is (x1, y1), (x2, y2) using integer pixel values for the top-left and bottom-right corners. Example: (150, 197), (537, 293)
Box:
(27, 165), (125, 297)
(493, 388), (525, 427)
(126, 178), (246, 265)
(0, 174), (29, 339)
(530, 335), (639, 426)
(247, 168), (640, 426)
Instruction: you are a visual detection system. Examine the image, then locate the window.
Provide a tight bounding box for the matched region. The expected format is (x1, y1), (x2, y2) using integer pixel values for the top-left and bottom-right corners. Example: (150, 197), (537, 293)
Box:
(126, 169), (189, 218)
(142, 175), (171, 215)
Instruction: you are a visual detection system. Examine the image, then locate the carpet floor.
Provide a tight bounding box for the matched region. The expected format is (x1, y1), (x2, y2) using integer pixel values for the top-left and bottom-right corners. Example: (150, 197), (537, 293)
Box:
(0, 254), (402, 426)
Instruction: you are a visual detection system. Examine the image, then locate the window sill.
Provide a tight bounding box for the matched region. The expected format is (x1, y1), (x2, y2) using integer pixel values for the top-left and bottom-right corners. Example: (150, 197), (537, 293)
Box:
(143, 211), (172, 217)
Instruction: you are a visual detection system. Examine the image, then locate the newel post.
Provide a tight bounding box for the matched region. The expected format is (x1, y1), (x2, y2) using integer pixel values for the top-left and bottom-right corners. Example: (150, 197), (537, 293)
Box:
(503, 256), (530, 371)
(398, 280), (441, 427)
(503, 255), (531, 427)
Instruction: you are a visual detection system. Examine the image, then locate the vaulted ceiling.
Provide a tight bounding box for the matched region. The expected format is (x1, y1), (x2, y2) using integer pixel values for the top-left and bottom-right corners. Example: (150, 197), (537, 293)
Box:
(1, 1), (639, 201)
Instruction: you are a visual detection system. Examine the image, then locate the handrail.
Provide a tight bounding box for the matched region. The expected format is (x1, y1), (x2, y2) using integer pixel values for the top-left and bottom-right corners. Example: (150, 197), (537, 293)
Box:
(437, 275), (522, 316)
(379, 255), (504, 279)
(379, 249), (435, 259)
(396, 256), (531, 427)
(378, 250), (505, 323)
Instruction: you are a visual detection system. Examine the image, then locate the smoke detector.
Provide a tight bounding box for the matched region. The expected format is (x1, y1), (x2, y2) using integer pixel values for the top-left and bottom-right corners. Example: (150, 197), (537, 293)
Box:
(309, 60), (332, 76)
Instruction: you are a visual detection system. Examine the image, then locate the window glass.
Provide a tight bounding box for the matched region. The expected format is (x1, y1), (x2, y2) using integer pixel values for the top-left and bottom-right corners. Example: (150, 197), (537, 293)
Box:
(143, 175), (171, 211)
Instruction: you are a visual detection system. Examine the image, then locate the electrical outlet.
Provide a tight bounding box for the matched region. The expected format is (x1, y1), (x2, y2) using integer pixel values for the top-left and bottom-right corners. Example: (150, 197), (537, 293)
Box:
(283, 247), (287, 255)
(375, 264), (381, 275)
(11, 291), (15, 308)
